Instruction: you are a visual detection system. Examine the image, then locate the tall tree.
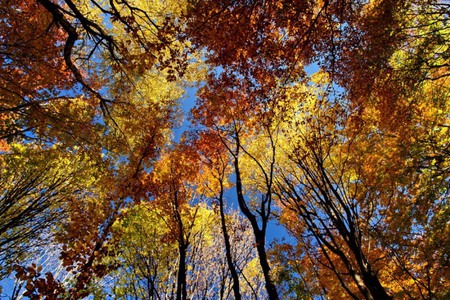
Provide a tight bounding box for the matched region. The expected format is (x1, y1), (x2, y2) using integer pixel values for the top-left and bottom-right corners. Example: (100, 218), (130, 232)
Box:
(271, 69), (449, 298)
(191, 71), (282, 299)
(189, 130), (243, 300)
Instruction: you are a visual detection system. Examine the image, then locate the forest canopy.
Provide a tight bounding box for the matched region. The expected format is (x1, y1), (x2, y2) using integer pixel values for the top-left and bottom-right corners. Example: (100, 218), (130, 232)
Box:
(0, 0), (449, 299)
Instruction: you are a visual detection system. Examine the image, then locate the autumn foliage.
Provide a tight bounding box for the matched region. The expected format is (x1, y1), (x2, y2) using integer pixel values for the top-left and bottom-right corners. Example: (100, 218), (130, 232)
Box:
(0, 0), (449, 299)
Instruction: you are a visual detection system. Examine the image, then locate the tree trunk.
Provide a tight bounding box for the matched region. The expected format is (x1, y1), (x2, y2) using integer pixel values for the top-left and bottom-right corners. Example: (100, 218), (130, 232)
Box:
(176, 242), (187, 300)
(234, 155), (279, 300)
(218, 184), (242, 300)
(255, 230), (279, 300)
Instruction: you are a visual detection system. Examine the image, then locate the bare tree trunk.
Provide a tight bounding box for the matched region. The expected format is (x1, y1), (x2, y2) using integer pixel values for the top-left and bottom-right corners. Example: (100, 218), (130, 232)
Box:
(176, 241), (188, 300)
(218, 180), (242, 300)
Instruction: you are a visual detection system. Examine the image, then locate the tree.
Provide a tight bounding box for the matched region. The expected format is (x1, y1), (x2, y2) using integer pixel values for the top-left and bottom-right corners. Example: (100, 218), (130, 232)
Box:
(271, 69), (450, 298)
(274, 96), (393, 299)
(2, 0), (450, 298)
(0, 140), (108, 280)
(102, 200), (262, 299)
(191, 71), (282, 299)
(188, 130), (243, 300)
(1, 0), (205, 292)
